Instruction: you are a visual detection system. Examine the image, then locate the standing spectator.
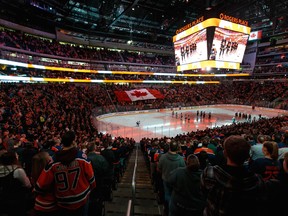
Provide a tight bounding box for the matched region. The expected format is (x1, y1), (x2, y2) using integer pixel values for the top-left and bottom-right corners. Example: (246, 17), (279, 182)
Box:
(147, 140), (161, 184)
(35, 131), (96, 216)
(31, 151), (58, 216)
(22, 141), (39, 178)
(201, 135), (267, 216)
(167, 154), (206, 216)
(158, 140), (186, 216)
(0, 151), (33, 216)
(100, 140), (116, 190)
(86, 142), (110, 215)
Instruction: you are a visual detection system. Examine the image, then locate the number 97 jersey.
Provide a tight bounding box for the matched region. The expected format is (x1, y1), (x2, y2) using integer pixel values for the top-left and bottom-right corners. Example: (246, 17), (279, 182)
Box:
(35, 147), (96, 210)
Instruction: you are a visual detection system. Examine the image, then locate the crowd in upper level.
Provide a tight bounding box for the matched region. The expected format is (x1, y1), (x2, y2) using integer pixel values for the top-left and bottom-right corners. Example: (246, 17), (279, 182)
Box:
(1, 27), (288, 76)
(0, 28), (174, 67)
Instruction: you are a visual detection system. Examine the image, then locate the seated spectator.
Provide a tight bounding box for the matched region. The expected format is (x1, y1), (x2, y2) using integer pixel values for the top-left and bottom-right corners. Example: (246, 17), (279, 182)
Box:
(249, 141), (281, 181)
(249, 134), (266, 163)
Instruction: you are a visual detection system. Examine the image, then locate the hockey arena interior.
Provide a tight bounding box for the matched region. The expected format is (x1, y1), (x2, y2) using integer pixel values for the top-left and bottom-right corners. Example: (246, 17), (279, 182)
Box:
(1, 0), (288, 216)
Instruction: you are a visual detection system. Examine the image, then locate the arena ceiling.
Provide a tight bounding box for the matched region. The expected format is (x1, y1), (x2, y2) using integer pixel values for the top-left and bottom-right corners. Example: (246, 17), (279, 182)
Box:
(0, 0), (287, 47)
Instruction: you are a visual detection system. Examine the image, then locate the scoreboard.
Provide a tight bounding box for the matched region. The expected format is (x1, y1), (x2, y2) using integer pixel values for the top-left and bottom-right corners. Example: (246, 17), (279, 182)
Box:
(173, 13), (251, 72)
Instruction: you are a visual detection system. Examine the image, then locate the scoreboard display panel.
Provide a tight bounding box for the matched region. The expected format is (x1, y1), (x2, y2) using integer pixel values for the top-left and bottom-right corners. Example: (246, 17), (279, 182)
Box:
(210, 27), (249, 63)
(174, 28), (208, 66)
(173, 14), (251, 72)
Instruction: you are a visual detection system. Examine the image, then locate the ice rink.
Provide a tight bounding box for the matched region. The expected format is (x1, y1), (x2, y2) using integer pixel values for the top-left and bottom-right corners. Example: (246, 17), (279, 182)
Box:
(95, 104), (288, 142)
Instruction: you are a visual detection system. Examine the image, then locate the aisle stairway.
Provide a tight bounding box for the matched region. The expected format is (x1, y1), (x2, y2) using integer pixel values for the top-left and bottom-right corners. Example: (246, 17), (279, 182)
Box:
(105, 144), (163, 216)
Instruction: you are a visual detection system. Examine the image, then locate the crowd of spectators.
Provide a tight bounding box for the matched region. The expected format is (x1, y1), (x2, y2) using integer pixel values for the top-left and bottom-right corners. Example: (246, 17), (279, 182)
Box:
(1, 25), (288, 216)
(141, 116), (288, 215)
(0, 81), (288, 132)
(0, 28), (174, 70)
(0, 83), (136, 215)
(2, 27), (287, 76)
(0, 79), (288, 215)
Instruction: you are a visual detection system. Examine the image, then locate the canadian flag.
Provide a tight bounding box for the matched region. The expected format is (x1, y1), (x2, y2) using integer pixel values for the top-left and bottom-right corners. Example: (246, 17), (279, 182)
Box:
(248, 30), (262, 41)
(114, 88), (164, 102)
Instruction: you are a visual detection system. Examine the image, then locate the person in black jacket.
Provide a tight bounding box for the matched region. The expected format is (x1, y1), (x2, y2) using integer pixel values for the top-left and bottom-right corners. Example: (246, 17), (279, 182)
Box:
(0, 151), (33, 216)
(167, 154), (206, 216)
(100, 140), (116, 189)
(87, 142), (110, 215)
(201, 135), (267, 216)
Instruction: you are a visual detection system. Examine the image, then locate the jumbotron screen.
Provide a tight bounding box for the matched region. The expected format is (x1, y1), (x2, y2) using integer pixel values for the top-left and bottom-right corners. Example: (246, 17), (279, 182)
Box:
(174, 28), (208, 66)
(209, 27), (249, 63)
(174, 15), (251, 71)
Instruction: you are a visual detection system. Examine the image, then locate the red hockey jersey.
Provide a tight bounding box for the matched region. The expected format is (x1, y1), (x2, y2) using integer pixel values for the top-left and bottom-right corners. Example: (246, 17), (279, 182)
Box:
(35, 147), (96, 210)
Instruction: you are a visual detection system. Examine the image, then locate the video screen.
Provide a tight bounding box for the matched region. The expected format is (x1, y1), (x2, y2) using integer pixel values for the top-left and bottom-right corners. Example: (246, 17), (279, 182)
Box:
(209, 27), (249, 63)
(174, 28), (208, 66)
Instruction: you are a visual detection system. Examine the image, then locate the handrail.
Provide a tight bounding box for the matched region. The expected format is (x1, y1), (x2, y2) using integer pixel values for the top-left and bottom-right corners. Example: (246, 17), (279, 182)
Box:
(126, 199), (132, 216)
(131, 143), (139, 216)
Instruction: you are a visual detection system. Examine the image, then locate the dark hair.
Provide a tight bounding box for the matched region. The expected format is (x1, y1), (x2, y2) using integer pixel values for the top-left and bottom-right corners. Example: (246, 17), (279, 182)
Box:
(282, 132), (288, 144)
(192, 140), (199, 148)
(46, 140), (56, 148)
(61, 131), (76, 147)
(0, 151), (18, 165)
(273, 133), (282, 143)
(201, 137), (210, 147)
(86, 142), (96, 155)
(263, 141), (278, 160)
(197, 150), (210, 170)
(169, 141), (179, 152)
(186, 154), (200, 171)
(31, 152), (50, 185)
(224, 135), (250, 165)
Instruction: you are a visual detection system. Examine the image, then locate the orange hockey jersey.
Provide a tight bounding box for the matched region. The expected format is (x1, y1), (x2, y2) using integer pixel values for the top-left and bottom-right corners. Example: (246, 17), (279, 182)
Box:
(35, 147), (96, 210)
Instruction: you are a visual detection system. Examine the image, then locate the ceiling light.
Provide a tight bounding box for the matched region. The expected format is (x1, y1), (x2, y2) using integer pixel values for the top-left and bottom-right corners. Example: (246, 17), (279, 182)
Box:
(206, 0), (212, 10)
